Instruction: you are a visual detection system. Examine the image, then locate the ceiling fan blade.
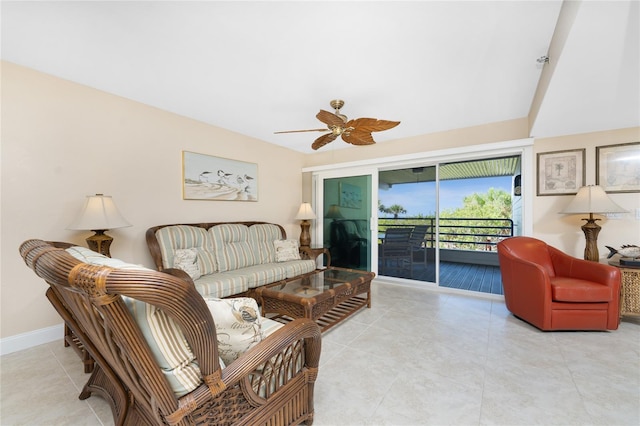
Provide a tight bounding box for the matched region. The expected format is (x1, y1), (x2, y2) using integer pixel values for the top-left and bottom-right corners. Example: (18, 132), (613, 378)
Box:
(274, 128), (328, 134)
(311, 132), (338, 150)
(346, 117), (401, 133)
(342, 131), (375, 146)
(316, 110), (346, 127)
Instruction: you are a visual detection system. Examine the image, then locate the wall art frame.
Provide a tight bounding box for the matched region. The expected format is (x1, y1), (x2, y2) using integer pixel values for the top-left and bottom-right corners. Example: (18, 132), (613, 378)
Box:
(596, 142), (640, 193)
(536, 148), (585, 196)
(182, 151), (258, 201)
(339, 182), (362, 209)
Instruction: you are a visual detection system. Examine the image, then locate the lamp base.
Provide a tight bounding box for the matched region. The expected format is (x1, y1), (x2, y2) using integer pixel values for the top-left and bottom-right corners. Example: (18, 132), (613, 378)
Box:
(299, 220), (311, 249)
(581, 216), (601, 262)
(86, 230), (113, 257)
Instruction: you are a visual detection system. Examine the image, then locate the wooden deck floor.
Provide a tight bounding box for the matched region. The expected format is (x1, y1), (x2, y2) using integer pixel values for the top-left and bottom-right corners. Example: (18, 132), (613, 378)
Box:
(380, 260), (504, 295)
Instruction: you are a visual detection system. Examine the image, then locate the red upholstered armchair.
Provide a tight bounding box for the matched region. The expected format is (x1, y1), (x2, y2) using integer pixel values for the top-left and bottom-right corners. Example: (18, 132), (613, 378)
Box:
(497, 236), (620, 331)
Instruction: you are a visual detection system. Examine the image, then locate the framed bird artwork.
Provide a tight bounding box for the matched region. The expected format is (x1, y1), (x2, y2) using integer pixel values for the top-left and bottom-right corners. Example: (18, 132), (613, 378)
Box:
(182, 151), (258, 201)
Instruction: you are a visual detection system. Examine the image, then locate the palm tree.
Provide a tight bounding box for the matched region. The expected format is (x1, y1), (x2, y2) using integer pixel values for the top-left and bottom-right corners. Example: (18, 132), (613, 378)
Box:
(385, 204), (407, 219)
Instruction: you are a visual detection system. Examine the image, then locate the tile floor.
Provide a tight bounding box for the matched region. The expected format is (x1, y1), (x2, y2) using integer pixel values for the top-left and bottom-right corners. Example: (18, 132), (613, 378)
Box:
(1, 280), (639, 425)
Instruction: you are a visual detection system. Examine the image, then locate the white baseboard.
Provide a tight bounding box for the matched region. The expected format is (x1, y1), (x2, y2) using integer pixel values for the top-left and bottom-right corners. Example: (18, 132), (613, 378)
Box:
(0, 323), (64, 356)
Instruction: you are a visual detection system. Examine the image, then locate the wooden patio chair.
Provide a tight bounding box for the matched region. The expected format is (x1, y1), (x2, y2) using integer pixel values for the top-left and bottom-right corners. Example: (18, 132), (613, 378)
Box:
(379, 227), (413, 277)
(20, 239), (321, 426)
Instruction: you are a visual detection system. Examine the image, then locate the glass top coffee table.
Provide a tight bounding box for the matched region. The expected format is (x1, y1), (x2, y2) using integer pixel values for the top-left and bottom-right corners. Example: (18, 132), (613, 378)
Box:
(255, 267), (375, 332)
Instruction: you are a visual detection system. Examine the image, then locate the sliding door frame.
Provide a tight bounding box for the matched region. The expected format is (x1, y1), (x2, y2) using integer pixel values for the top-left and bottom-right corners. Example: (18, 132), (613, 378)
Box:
(304, 138), (534, 276)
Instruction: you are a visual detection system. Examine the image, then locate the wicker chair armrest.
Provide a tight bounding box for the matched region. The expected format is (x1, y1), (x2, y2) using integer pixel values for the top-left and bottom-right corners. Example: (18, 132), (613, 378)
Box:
(223, 318), (321, 383)
(170, 318), (321, 424)
(160, 267), (195, 283)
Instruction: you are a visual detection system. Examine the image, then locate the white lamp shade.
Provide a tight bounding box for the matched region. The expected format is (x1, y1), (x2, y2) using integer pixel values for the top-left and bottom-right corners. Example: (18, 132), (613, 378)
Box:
(561, 185), (628, 214)
(68, 194), (132, 230)
(295, 202), (316, 220)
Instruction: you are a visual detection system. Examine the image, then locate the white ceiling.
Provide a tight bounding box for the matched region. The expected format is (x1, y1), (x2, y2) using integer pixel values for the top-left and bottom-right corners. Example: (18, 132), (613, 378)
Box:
(2, 1), (638, 154)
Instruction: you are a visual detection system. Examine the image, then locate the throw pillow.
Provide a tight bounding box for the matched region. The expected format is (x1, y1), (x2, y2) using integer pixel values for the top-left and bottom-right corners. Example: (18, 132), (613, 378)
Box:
(205, 297), (264, 365)
(173, 248), (202, 280)
(273, 239), (301, 262)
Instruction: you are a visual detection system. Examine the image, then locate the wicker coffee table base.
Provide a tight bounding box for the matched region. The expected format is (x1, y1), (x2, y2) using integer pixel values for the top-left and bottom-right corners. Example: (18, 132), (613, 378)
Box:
(258, 269), (373, 332)
(265, 294), (370, 332)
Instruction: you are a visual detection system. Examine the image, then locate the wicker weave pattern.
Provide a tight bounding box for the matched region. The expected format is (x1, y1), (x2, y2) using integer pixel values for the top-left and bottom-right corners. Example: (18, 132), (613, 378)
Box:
(620, 268), (640, 315)
(20, 239), (321, 426)
(258, 267), (375, 332)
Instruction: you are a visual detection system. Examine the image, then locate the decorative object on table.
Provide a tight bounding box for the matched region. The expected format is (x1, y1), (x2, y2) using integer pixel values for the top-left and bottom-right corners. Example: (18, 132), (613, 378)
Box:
(339, 182), (362, 209)
(325, 204), (344, 221)
(274, 99), (400, 150)
(67, 194), (131, 257)
(536, 148), (585, 196)
(560, 185), (628, 261)
(182, 151), (258, 201)
(606, 244), (640, 259)
(295, 202), (316, 249)
(596, 141), (640, 193)
(606, 244), (640, 266)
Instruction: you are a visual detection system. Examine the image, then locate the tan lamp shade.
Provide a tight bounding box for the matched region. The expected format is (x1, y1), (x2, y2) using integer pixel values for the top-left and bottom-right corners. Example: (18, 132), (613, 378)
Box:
(295, 202), (317, 221)
(326, 204), (344, 219)
(295, 202), (316, 248)
(560, 185), (627, 215)
(68, 194), (131, 256)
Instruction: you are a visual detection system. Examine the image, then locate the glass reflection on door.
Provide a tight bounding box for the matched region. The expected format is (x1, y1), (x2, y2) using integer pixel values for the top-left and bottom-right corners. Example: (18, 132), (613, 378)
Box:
(323, 176), (372, 271)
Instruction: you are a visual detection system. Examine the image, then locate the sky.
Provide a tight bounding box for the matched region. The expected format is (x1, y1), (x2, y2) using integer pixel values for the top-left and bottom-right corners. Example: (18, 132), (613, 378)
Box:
(378, 176), (512, 217)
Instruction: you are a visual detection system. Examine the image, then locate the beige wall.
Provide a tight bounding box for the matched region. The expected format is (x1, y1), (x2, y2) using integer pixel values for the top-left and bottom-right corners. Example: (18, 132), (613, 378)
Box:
(1, 62), (306, 339)
(533, 128), (640, 257)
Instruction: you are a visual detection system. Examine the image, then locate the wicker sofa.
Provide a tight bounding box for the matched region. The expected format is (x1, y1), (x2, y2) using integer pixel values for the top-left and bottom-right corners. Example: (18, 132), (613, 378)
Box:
(20, 239), (322, 425)
(146, 221), (328, 299)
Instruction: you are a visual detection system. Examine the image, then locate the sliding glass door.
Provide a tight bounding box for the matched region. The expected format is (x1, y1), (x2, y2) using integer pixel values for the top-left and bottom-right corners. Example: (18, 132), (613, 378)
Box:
(322, 175), (373, 271)
(306, 138), (533, 290)
(378, 166), (437, 281)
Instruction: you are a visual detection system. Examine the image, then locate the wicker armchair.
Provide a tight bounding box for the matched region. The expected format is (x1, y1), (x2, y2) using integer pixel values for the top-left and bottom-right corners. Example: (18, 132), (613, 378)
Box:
(20, 239), (322, 425)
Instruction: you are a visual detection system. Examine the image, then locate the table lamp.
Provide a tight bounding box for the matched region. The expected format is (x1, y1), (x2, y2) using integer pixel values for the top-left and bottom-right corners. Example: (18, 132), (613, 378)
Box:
(560, 185), (627, 261)
(67, 194), (132, 257)
(326, 204), (344, 221)
(295, 202), (316, 249)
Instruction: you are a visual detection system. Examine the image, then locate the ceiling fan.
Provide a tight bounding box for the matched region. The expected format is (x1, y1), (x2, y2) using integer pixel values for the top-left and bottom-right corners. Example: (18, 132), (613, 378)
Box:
(275, 100), (400, 150)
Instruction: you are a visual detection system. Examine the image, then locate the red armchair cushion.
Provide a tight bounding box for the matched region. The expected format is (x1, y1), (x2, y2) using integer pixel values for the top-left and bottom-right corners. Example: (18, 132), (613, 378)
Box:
(550, 277), (613, 302)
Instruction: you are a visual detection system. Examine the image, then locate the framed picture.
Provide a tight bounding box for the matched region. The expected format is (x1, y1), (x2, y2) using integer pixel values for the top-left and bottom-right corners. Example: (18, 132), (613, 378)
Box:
(596, 142), (640, 193)
(182, 151), (258, 201)
(537, 149), (585, 196)
(339, 182), (362, 209)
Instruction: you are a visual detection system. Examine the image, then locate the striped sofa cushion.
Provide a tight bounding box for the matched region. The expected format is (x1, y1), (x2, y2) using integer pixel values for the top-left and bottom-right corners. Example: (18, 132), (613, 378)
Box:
(65, 247), (202, 397)
(239, 263), (289, 289)
(283, 259), (318, 278)
(122, 296), (202, 397)
(248, 224), (283, 264)
(209, 224), (257, 272)
(192, 271), (249, 299)
(155, 225), (217, 274)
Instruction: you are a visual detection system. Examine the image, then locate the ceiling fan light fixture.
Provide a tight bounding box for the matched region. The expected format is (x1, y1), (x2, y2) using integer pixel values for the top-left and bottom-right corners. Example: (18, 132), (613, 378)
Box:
(276, 99), (400, 150)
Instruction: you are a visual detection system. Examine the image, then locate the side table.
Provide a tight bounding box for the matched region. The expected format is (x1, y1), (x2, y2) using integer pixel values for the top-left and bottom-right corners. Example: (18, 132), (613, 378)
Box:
(608, 259), (640, 317)
(300, 246), (331, 267)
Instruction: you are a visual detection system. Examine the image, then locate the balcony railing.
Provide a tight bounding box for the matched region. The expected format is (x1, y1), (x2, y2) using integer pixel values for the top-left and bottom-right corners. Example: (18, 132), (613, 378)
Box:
(378, 217), (514, 251)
